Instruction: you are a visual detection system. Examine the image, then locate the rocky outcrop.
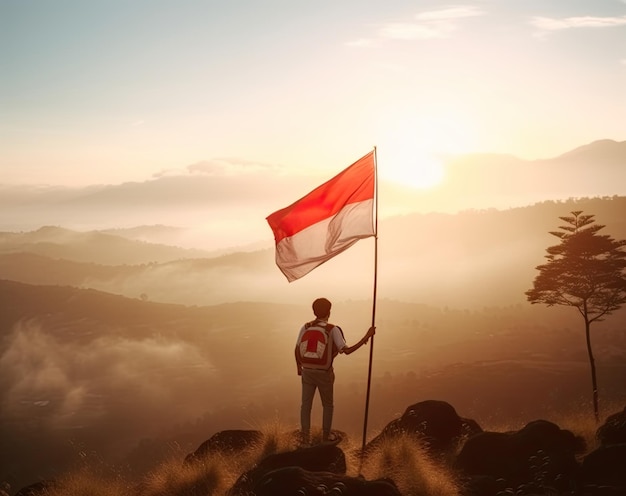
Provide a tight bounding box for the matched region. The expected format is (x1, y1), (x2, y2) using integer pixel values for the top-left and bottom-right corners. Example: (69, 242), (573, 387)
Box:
(455, 419), (585, 495)
(363, 399), (482, 457)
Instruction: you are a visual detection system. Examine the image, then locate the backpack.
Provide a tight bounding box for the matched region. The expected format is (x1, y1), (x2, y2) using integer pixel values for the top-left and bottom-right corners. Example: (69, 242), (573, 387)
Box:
(297, 321), (337, 370)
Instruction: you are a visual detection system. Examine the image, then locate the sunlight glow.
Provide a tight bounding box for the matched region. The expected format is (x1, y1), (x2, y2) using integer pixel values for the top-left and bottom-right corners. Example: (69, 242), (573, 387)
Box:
(376, 108), (476, 189)
(380, 148), (445, 189)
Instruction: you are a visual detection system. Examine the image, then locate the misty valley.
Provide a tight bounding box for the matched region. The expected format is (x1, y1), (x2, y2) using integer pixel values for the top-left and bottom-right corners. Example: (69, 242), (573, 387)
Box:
(1, 196), (626, 494)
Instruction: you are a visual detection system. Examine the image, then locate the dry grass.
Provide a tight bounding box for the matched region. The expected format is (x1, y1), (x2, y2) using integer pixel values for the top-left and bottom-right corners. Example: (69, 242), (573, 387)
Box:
(25, 411), (607, 496)
(357, 433), (460, 496)
(47, 467), (132, 496)
(39, 428), (462, 496)
(133, 456), (224, 496)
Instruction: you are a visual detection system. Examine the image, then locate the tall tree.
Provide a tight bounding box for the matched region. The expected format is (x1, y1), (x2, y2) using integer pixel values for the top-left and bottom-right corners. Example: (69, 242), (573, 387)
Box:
(526, 211), (626, 422)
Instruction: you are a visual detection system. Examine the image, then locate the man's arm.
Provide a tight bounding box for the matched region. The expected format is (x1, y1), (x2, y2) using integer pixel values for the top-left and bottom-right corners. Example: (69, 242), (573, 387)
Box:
(341, 326), (376, 355)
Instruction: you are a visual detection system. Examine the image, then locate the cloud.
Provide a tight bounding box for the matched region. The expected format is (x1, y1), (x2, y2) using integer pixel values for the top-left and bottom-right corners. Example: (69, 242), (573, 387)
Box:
(186, 157), (282, 176)
(152, 168), (183, 178)
(151, 158), (282, 179)
(531, 14), (626, 32)
(0, 320), (215, 431)
(347, 4), (484, 45)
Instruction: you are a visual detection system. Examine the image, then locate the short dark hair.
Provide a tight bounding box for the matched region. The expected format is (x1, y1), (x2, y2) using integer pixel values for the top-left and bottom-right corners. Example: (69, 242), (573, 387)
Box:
(312, 298), (331, 318)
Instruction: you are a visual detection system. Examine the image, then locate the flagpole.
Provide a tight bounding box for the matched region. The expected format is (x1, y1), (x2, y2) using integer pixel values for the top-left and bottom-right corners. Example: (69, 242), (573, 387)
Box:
(360, 146), (379, 464)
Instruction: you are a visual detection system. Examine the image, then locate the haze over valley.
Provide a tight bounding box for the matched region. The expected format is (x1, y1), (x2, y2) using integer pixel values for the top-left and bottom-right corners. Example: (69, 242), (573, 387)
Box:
(3, 139), (626, 252)
(2, 140), (626, 309)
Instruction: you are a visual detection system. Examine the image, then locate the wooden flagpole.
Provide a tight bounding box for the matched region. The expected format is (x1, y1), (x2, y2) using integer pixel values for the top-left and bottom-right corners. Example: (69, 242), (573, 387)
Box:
(360, 146), (379, 465)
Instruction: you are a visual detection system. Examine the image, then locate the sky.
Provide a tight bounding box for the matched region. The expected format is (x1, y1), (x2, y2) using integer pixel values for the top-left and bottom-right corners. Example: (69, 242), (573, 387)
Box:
(1, 0), (626, 189)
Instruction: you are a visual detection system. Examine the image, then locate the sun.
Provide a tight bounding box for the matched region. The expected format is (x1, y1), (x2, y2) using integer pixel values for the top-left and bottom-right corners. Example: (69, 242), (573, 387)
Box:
(379, 148), (445, 190)
(374, 106), (476, 189)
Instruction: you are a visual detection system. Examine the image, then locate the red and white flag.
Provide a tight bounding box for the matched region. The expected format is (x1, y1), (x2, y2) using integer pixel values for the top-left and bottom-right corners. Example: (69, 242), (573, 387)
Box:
(266, 151), (376, 282)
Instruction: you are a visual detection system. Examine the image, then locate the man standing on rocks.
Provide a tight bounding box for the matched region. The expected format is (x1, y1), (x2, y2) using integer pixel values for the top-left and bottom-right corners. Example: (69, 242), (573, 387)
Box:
(295, 297), (375, 444)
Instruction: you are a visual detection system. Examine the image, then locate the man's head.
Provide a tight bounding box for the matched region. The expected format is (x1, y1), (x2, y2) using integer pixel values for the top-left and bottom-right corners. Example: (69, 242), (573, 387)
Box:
(312, 298), (332, 319)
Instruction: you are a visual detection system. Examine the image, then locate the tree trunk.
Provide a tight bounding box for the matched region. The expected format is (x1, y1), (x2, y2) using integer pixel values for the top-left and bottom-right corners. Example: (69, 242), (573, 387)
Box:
(584, 317), (599, 422)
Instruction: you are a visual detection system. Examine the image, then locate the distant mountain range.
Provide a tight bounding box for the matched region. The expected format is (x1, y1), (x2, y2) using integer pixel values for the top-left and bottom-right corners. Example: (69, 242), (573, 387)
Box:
(2, 196), (625, 308)
(1, 139), (624, 251)
(555, 139), (626, 165)
(0, 225), (213, 265)
(406, 139), (626, 213)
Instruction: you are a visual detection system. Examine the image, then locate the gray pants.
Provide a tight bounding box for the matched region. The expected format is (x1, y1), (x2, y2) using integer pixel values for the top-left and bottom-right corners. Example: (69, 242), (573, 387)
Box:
(300, 367), (335, 440)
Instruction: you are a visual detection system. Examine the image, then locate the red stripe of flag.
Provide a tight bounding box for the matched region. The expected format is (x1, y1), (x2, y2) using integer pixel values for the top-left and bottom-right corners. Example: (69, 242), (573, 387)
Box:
(267, 151), (375, 244)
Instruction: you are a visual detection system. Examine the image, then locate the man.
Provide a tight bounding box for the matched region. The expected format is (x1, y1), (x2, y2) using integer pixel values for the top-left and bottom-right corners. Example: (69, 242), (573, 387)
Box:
(295, 297), (375, 444)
